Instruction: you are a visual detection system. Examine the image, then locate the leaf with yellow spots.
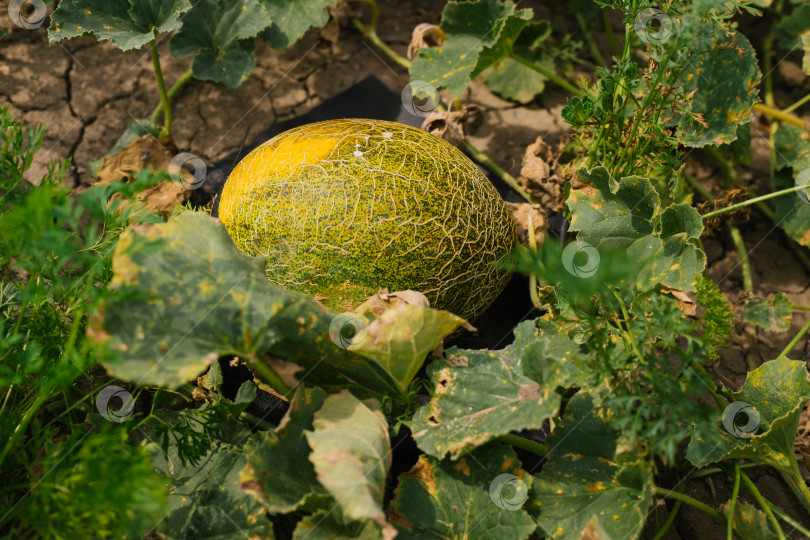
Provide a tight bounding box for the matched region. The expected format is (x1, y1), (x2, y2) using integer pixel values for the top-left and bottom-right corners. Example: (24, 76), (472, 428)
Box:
(527, 393), (653, 540)
(411, 319), (589, 460)
(305, 391), (396, 540)
(686, 357), (810, 469)
(743, 292), (793, 333)
(391, 443), (536, 539)
(670, 28), (761, 147)
(241, 388), (330, 514)
(91, 212), (468, 395)
(567, 167), (705, 292)
(49, 0), (192, 51)
(772, 125), (810, 247)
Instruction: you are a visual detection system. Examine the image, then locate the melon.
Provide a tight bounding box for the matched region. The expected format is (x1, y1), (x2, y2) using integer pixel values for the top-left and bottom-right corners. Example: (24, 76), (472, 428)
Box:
(218, 118), (515, 322)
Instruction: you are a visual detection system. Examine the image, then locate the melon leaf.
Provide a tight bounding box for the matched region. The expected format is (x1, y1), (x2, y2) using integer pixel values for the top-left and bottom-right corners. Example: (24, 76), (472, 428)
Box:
(241, 387), (330, 514)
(138, 396), (273, 539)
(90, 212), (468, 396)
(772, 124), (810, 247)
(670, 28), (761, 147)
(527, 393), (653, 540)
(410, 320), (588, 460)
(567, 167), (706, 292)
(169, 0), (272, 88)
(305, 391), (396, 540)
(391, 443), (536, 539)
(49, 0), (192, 51)
(292, 508), (386, 540)
(259, 0), (336, 49)
(409, 0), (534, 97)
(686, 358), (810, 469)
(743, 293), (793, 333)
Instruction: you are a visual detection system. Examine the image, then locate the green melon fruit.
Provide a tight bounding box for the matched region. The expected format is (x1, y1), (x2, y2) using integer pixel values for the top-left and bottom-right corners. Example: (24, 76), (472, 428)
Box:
(218, 118), (515, 321)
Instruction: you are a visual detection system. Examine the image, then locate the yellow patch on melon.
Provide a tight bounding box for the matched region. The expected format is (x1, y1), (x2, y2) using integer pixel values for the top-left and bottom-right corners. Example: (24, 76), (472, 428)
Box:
(218, 131), (342, 225)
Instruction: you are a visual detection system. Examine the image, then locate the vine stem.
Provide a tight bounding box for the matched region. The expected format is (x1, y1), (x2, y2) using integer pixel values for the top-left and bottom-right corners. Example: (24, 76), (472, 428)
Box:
(700, 184), (809, 220)
(754, 103), (809, 130)
(575, 12), (607, 67)
(784, 90), (810, 114)
(728, 226), (753, 293)
(527, 212), (544, 311)
(651, 497), (681, 540)
(508, 53), (584, 97)
(739, 472), (786, 540)
(776, 316), (810, 360)
(497, 433), (547, 457)
(150, 68), (194, 125)
(351, 0), (411, 70)
(150, 33), (172, 139)
(765, 498), (810, 538)
(651, 486), (724, 523)
(727, 463), (740, 540)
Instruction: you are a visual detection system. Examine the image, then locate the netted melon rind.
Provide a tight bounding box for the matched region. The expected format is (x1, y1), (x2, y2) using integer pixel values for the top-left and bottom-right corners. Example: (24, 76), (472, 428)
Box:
(219, 119), (515, 322)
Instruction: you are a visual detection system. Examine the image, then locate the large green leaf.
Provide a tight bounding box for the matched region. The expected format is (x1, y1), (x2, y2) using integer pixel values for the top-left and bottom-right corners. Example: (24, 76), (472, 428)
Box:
(260, 0), (336, 48)
(90, 212), (467, 396)
(305, 391), (395, 539)
(725, 502), (780, 540)
(241, 388), (330, 514)
(482, 22), (553, 103)
(772, 124), (810, 246)
(49, 0), (192, 51)
(169, 0), (272, 88)
(671, 28), (761, 147)
(409, 0), (535, 97)
(411, 319), (586, 459)
(391, 443), (536, 539)
(567, 167), (706, 291)
(292, 508), (385, 540)
(743, 293), (793, 332)
(775, 5), (810, 75)
(527, 393), (653, 540)
(141, 399), (273, 540)
(686, 358), (810, 469)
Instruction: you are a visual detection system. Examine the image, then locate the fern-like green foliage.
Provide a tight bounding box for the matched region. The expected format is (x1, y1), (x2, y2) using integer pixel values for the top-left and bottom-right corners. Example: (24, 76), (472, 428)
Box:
(695, 273), (734, 360)
(0, 106), (170, 536)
